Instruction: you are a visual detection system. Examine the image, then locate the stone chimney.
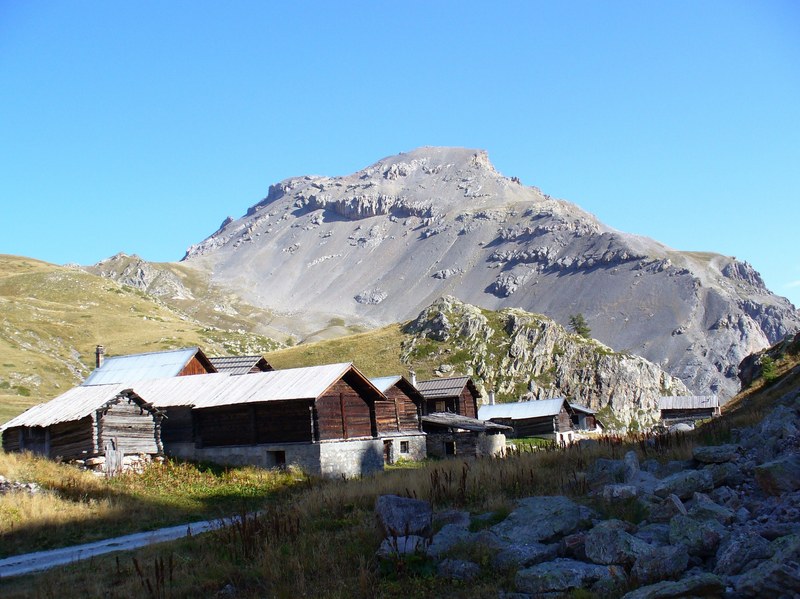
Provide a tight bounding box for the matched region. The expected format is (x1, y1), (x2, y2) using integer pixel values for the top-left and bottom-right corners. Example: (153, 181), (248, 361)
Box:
(409, 369), (417, 387)
(488, 390), (496, 405)
(95, 345), (105, 369)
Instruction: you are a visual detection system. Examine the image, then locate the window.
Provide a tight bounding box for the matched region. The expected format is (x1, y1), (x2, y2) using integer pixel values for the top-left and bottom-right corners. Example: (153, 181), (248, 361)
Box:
(269, 450), (286, 469)
(400, 441), (409, 454)
(445, 441), (456, 456)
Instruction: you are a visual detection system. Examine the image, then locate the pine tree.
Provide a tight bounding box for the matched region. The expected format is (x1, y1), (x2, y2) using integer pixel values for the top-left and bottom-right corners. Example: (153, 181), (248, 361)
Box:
(569, 313), (591, 339)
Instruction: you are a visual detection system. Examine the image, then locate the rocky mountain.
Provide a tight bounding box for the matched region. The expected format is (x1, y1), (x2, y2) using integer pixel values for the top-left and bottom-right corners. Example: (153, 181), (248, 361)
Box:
(402, 296), (690, 429)
(119, 147), (797, 399)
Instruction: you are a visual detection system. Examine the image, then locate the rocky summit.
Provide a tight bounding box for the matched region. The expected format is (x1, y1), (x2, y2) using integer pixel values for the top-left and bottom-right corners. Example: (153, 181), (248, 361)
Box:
(142, 147), (795, 399)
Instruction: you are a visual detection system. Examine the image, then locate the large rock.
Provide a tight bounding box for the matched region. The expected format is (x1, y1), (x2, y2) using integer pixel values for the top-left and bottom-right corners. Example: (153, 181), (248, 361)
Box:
(621, 572), (725, 599)
(754, 454), (800, 495)
(427, 523), (473, 558)
(375, 495), (432, 537)
(631, 544), (689, 585)
(584, 519), (650, 566)
(491, 496), (585, 544)
(516, 558), (624, 595)
(692, 444), (741, 464)
(668, 514), (727, 557)
(714, 530), (772, 576)
(587, 458), (626, 489)
(735, 534), (800, 597)
(687, 493), (735, 525)
(654, 469), (714, 500)
(436, 558), (480, 581)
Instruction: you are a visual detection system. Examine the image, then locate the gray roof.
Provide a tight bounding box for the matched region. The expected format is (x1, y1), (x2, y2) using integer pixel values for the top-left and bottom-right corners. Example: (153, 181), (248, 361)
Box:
(659, 395), (719, 410)
(83, 347), (208, 386)
(478, 398), (567, 421)
(421, 412), (511, 433)
(1, 384), (128, 430)
(416, 376), (473, 399)
(208, 355), (271, 375)
(370, 375), (402, 394)
(569, 403), (597, 415)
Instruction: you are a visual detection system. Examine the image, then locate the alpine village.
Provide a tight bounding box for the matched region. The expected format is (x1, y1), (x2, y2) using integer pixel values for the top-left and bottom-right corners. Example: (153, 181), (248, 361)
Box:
(2, 149), (799, 599)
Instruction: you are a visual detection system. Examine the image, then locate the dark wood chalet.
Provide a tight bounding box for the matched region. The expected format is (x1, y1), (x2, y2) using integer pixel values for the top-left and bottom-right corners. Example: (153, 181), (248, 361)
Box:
(416, 376), (479, 418)
(1, 386), (162, 460)
(659, 395), (720, 425)
(479, 398), (576, 443)
(82, 346), (216, 386)
(370, 375), (426, 463)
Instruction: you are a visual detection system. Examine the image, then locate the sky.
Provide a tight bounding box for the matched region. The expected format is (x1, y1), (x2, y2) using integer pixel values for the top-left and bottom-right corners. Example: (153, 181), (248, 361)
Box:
(1, 1), (799, 307)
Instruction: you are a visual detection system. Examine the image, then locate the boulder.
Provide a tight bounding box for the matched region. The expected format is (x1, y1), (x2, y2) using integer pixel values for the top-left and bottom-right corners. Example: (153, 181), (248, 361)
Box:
(714, 530), (772, 576)
(602, 484), (639, 502)
(687, 493), (735, 525)
(375, 495), (432, 537)
(623, 451), (640, 482)
(668, 514), (727, 557)
(654, 469), (714, 500)
(631, 544), (689, 585)
(735, 534), (800, 597)
(704, 461), (743, 487)
(491, 496), (585, 544)
(376, 535), (428, 558)
(633, 523), (670, 545)
(427, 523), (473, 558)
(692, 444), (741, 464)
(437, 558), (480, 581)
(587, 458), (626, 489)
(584, 519), (650, 566)
(754, 454), (800, 495)
(644, 493), (687, 523)
(516, 558), (623, 595)
(492, 541), (559, 570)
(621, 572), (724, 599)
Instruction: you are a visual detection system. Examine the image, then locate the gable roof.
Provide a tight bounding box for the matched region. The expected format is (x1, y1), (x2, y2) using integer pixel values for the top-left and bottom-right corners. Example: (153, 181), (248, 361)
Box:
(370, 375), (402, 393)
(421, 412), (512, 432)
(1, 385), (150, 431)
(416, 376), (477, 399)
(82, 347), (215, 386)
(208, 355), (273, 375)
(569, 403), (597, 415)
(478, 398), (567, 421)
(659, 395), (719, 411)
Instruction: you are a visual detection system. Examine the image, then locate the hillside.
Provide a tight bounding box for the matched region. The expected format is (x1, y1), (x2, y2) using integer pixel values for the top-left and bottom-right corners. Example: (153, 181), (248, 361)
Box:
(0, 255), (279, 423)
(159, 146), (798, 400)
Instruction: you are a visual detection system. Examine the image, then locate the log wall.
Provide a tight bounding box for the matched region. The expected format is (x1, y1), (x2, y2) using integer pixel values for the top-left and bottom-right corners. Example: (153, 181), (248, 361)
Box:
(375, 386), (422, 434)
(50, 417), (95, 458)
(100, 400), (160, 455)
(194, 400), (315, 447)
(179, 356), (214, 377)
(316, 379), (374, 440)
(161, 407), (194, 444)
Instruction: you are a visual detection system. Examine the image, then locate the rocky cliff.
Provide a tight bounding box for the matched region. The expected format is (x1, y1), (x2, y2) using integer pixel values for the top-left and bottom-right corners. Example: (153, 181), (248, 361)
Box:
(402, 296), (689, 430)
(142, 147), (796, 399)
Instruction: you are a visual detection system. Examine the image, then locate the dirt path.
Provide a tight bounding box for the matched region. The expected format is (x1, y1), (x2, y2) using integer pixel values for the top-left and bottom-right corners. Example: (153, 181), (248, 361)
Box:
(0, 518), (220, 579)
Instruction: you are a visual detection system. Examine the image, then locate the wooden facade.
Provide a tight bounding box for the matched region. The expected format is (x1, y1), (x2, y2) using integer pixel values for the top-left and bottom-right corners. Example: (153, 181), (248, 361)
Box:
(418, 378), (480, 418)
(178, 354), (216, 377)
(375, 382), (423, 435)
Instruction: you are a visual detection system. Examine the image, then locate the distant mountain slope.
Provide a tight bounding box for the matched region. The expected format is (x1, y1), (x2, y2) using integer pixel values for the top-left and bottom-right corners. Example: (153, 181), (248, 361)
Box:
(0, 255), (279, 423)
(175, 147), (799, 399)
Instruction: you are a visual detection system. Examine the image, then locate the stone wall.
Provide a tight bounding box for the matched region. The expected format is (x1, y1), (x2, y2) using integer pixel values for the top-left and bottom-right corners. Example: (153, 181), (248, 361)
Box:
(427, 431), (506, 459)
(381, 434), (427, 464)
(318, 438), (384, 477)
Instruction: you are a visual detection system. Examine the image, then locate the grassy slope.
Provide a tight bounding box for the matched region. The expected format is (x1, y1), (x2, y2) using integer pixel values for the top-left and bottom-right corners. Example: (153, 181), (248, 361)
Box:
(0, 255), (278, 423)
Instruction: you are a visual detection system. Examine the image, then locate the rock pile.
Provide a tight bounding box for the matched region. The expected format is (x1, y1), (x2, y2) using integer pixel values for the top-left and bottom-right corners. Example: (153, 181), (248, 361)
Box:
(0, 474), (41, 495)
(375, 387), (800, 596)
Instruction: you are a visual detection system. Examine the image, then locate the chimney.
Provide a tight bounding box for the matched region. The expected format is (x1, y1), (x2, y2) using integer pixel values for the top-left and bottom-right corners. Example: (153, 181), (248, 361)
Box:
(489, 390), (496, 405)
(95, 345), (105, 369)
(409, 369), (417, 387)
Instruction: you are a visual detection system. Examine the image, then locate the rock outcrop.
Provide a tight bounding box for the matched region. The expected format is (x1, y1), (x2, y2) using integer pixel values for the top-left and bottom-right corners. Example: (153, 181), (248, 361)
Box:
(174, 146), (798, 400)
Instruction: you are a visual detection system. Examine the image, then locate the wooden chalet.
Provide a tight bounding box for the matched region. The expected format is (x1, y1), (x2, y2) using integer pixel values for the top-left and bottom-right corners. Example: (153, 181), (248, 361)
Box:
(420, 412), (510, 458)
(208, 355), (273, 375)
(569, 403), (603, 433)
(416, 376), (479, 418)
(659, 395), (720, 425)
(83, 346), (216, 386)
(370, 375), (426, 463)
(1, 385), (162, 461)
(478, 398), (577, 443)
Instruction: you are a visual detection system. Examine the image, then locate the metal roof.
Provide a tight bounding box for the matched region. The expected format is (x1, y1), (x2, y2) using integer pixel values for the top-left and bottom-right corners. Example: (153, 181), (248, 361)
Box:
(416, 376), (472, 399)
(421, 412), (512, 432)
(208, 355), (272, 375)
(659, 396), (719, 410)
(83, 347), (207, 386)
(369, 375), (402, 394)
(1, 384), (128, 430)
(569, 403), (597, 415)
(478, 398), (567, 421)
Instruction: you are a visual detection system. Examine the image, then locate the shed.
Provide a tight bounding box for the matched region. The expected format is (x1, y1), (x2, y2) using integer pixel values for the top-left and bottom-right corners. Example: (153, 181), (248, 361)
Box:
(1, 385), (162, 461)
(416, 376), (480, 418)
(569, 403), (603, 432)
(421, 412), (510, 458)
(208, 355), (273, 375)
(370, 375), (426, 463)
(659, 396), (720, 424)
(83, 347), (216, 386)
(478, 398), (575, 442)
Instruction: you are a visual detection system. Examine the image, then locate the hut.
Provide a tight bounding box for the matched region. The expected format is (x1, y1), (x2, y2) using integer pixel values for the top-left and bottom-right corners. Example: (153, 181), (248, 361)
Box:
(421, 412), (510, 458)
(370, 375), (426, 464)
(416, 376), (480, 417)
(659, 396), (720, 425)
(0, 385), (162, 462)
(478, 398), (576, 443)
(208, 355), (273, 374)
(83, 346), (216, 386)
(569, 403), (604, 433)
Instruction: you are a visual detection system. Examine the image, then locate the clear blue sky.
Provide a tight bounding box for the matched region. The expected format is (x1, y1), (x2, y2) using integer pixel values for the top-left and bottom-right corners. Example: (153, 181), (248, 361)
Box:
(2, 1), (798, 307)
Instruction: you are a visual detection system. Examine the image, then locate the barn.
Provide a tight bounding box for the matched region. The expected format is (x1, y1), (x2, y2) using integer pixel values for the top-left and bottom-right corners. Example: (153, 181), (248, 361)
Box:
(370, 375), (426, 464)
(83, 346), (217, 386)
(0, 385), (162, 462)
(416, 376), (480, 417)
(659, 395), (720, 425)
(478, 398), (576, 443)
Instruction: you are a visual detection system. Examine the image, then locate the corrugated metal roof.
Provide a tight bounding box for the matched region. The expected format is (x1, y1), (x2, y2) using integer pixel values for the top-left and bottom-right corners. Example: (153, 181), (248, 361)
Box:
(478, 398), (566, 421)
(416, 376), (471, 399)
(659, 396), (719, 410)
(83, 347), (204, 386)
(421, 412), (512, 432)
(1, 384), (127, 430)
(208, 356), (271, 375)
(369, 375), (402, 394)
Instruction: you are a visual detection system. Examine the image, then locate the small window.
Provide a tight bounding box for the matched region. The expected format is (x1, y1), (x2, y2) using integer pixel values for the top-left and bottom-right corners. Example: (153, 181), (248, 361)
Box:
(269, 450), (286, 469)
(400, 441), (409, 454)
(445, 441), (456, 456)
